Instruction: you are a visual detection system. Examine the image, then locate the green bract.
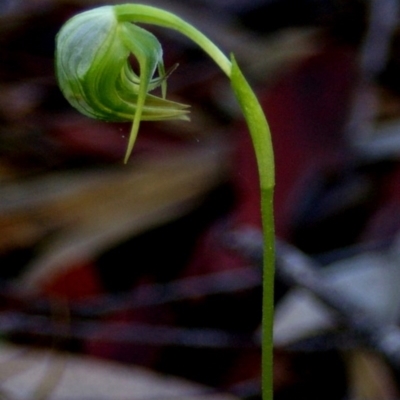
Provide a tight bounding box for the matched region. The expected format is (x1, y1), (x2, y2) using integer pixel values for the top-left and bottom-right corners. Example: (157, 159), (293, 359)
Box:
(55, 5), (189, 161)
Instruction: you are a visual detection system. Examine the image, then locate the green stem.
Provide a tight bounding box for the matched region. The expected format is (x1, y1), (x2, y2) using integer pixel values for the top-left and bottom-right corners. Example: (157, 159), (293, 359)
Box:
(230, 56), (275, 400)
(260, 187), (275, 400)
(115, 6), (276, 398)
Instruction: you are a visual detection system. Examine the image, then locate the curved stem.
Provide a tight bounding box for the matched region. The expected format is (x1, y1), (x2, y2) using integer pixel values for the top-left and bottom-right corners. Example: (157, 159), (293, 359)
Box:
(114, 7), (275, 399)
(230, 56), (275, 400)
(114, 4), (232, 77)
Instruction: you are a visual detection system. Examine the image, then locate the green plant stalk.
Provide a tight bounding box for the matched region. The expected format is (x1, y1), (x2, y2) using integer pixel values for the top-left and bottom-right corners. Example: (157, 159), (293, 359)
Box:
(116, 10), (277, 393)
(56, 4), (275, 398)
(230, 57), (275, 400)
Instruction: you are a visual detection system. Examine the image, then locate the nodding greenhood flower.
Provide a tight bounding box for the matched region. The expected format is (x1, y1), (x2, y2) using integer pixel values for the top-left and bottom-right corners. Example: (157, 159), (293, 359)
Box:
(55, 5), (189, 162)
(56, 5), (276, 400)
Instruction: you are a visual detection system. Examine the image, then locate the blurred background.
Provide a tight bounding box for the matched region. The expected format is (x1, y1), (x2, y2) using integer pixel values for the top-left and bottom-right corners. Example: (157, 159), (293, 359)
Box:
(1, 0), (400, 399)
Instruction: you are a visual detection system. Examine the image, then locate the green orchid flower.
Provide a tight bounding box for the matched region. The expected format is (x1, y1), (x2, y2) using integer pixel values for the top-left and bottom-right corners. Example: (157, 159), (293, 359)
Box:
(55, 5), (189, 162)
